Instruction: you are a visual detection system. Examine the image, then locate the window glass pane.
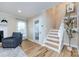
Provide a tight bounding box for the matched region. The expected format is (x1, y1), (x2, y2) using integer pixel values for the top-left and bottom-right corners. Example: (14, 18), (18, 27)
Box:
(17, 21), (26, 37)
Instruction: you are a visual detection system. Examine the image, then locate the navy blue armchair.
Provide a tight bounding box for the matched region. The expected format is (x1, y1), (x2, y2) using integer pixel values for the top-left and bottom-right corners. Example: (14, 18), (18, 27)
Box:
(2, 32), (22, 48)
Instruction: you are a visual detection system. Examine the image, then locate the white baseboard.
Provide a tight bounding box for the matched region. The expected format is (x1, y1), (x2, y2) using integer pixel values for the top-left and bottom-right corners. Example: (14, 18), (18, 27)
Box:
(64, 43), (78, 48)
(28, 39), (77, 47)
(28, 39), (78, 48)
(28, 39), (44, 46)
(28, 39), (78, 53)
(78, 50), (79, 55)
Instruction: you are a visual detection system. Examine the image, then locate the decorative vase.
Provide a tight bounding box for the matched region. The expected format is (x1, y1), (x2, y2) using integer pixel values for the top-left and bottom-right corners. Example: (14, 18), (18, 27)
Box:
(67, 46), (72, 51)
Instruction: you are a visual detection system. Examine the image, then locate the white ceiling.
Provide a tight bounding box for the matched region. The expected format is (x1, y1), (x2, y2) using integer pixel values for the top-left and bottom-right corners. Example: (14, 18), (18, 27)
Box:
(0, 2), (60, 19)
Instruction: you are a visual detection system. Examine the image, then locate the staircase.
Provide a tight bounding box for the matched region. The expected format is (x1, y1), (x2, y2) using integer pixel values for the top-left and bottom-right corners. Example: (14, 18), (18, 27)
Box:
(44, 21), (64, 53)
(44, 29), (60, 53)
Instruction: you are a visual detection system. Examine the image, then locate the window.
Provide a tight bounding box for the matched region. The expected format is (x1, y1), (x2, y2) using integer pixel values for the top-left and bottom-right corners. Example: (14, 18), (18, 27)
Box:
(17, 21), (27, 37)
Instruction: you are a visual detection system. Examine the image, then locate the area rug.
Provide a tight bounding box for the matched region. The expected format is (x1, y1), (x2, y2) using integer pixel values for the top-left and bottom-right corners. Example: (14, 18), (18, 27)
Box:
(0, 46), (27, 57)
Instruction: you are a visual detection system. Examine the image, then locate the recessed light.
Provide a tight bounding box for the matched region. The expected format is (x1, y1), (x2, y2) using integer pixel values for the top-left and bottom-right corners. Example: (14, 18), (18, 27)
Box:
(18, 10), (22, 13)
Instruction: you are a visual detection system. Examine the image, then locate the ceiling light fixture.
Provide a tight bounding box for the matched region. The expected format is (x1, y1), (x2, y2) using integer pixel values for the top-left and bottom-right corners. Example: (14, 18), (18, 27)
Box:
(18, 10), (22, 13)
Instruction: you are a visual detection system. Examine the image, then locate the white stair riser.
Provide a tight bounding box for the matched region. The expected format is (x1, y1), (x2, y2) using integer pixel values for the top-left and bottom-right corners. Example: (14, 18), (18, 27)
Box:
(48, 33), (58, 35)
(44, 44), (59, 52)
(46, 41), (59, 46)
(49, 32), (58, 34)
(48, 35), (58, 37)
(47, 39), (59, 43)
(48, 36), (59, 39)
(47, 38), (59, 41)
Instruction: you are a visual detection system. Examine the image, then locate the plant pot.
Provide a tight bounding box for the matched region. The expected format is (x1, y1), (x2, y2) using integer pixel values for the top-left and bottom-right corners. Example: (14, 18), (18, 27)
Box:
(67, 46), (72, 51)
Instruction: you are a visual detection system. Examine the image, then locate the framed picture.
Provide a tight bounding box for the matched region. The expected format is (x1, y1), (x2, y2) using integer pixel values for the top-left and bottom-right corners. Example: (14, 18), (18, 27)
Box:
(66, 3), (75, 13)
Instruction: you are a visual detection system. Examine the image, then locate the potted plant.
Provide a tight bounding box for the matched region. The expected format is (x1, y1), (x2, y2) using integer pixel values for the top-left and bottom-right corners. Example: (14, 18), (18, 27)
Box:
(64, 14), (74, 51)
(64, 2), (76, 52)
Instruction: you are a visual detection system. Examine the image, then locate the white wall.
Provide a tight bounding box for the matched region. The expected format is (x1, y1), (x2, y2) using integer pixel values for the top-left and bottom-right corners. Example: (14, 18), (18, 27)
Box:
(27, 18), (33, 40)
(38, 14), (53, 44)
(0, 12), (17, 37)
(0, 12), (27, 39)
(64, 30), (78, 48)
(27, 12), (53, 44)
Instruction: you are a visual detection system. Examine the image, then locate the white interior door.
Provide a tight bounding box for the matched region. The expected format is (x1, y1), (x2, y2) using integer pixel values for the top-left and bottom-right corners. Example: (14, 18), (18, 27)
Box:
(33, 19), (39, 41)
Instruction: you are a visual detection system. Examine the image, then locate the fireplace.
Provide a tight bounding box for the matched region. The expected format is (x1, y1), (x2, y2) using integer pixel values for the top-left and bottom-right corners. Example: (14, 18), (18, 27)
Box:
(0, 31), (3, 42)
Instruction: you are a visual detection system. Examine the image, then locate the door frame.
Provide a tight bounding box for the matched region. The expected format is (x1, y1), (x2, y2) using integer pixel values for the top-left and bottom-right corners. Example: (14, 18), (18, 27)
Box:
(33, 18), (39, 42)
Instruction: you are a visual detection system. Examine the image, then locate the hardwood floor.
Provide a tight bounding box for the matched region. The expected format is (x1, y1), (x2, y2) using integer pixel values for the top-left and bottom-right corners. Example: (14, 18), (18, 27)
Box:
(21, 39), (78, 57)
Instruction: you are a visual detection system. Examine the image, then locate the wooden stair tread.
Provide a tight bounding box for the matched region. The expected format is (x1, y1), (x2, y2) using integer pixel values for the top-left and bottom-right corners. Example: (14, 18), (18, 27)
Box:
(50, 30), (58, 32)
(45, 43), (58, 49)
(48, 36), (59, 39)
(49, 32), (58, 33)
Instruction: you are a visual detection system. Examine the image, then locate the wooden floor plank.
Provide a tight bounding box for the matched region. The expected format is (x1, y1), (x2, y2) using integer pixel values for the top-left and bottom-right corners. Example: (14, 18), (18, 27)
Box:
(21, 39), (78, 57)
